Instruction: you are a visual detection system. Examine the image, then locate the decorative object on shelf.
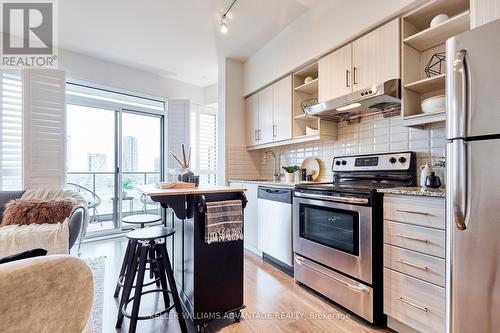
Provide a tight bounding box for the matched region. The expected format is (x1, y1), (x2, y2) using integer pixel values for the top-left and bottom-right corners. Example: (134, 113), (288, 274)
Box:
(425, 172), (442, 188)
(421, 94), (445, 113)
(301, 157), (320, 181)
(433, 157), (446, 187)
(170, 144), (194, 182)
(430, 13), (450, 27)
(304, 76), (314, 84)
(425, 52), (446, 78)
(305, 126), (319, 136)
(300, 98), (318, 113)
(282, 165), (299, 183)
(419, 163), (434, 187)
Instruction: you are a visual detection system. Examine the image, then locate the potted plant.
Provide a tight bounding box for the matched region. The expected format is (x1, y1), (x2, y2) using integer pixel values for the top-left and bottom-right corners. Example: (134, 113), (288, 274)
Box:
(122, 179), (134, 197)
(433, 157), (446, 187)
(282, 165), (299, 183)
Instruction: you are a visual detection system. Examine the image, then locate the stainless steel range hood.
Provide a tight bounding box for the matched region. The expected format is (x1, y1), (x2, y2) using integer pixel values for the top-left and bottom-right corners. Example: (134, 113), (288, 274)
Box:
(304, 79), (401, 122)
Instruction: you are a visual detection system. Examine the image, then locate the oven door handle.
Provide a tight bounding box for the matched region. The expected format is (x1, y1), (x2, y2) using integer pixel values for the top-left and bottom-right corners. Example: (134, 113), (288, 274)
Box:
(295, 256), (370, 294)
(294, 192), (369, 205)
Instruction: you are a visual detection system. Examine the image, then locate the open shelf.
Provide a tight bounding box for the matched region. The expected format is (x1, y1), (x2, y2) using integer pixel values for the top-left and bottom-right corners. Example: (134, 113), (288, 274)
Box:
(294, 113), (318, 121)
(403, 111), (446, 127)
(404, 10), (470, 51)
(405, 74), (445, 94)
(294, 78), (318, 94)
(404, 0), (469, 30)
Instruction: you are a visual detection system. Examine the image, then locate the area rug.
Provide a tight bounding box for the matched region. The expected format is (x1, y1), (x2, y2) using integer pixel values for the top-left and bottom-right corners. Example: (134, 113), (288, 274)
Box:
(85, 256), (105, 333)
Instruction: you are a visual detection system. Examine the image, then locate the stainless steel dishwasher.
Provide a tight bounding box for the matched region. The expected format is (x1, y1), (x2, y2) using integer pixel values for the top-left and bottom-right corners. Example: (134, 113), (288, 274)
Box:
(257, 186), (293, 273)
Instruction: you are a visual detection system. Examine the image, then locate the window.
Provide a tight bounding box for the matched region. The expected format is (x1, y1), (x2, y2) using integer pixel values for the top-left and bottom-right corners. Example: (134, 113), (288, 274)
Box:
(0, 70), (22, 190)
(66, 83), (165, 236)
(190, 104), (217, 184)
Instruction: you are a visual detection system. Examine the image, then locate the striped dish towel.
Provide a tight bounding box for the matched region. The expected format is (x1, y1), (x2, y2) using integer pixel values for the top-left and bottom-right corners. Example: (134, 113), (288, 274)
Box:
(205, 200), (243, 244)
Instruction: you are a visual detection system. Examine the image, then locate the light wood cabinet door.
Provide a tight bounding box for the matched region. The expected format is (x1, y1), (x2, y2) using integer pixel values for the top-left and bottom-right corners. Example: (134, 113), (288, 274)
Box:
(258, 85), (274, 144)
(272, 75), (292, 142)
(471, 0), (500, 28)
(352, 18), (400, 89)
(245, 93), (259, 146)
(318, 43), (352, 102)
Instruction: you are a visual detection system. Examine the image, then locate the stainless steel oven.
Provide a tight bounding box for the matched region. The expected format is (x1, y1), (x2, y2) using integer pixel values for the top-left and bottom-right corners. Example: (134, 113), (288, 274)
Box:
(293, 191), (372, 284)
(292, 152), (417, 325)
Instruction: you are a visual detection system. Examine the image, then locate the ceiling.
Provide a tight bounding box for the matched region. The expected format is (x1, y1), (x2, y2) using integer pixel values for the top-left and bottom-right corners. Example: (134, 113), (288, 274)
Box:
(59, 0), (320, 87)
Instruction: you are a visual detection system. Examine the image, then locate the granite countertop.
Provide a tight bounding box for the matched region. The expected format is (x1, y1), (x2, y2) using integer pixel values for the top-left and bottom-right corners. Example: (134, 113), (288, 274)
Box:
(378, 187), (446, 198)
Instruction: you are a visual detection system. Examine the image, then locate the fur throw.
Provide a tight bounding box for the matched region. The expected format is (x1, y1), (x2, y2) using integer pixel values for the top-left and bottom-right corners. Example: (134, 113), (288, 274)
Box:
(1, 198), (77, 226)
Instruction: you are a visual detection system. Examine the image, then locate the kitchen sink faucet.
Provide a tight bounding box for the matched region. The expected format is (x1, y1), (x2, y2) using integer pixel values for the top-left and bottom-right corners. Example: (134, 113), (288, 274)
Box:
(264, 151), (282, 182)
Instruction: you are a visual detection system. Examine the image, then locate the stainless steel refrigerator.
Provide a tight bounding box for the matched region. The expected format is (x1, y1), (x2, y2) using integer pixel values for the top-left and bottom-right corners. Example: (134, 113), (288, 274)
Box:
(446, 19), (500, 333)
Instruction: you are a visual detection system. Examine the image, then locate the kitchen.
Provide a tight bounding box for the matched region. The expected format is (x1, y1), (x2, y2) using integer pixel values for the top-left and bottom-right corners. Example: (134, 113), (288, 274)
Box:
(226, 0), (500, 332)
(1, 0), (498, 333)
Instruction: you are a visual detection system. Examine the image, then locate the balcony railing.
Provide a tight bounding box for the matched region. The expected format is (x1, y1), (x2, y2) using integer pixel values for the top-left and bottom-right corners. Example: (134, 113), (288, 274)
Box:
(67, 171), (161, 222)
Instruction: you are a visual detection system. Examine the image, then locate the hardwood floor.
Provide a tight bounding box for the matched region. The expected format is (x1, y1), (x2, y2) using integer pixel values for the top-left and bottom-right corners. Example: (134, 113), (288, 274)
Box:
(77, 238), (389, 333)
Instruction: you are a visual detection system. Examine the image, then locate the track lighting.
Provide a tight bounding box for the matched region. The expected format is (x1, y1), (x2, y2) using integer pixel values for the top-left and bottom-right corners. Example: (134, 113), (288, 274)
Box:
(219, 0), (238, 34)
(220, 16), (228, 34)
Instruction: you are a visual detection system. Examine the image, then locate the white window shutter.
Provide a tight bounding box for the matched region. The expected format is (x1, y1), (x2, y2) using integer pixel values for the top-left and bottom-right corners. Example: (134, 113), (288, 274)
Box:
(0, 70), (23, 190)
(167, 99), (190, 170)
(23, 69), (66, 189)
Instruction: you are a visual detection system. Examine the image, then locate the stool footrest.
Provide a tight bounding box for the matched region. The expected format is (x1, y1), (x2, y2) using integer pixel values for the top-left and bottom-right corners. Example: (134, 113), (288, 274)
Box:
(121, 289), (174, 320)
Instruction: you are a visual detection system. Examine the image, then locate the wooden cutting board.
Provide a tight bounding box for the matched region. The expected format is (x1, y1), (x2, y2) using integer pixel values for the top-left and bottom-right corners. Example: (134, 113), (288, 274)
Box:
(157, 181), (196, 189)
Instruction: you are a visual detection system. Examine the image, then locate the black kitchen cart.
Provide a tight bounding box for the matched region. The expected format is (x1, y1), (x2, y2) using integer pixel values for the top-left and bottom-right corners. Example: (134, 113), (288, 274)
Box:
(136, 185), (247, 333)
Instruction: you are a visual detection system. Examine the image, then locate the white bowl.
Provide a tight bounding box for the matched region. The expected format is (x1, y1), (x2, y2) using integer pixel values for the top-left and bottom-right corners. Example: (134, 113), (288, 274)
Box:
(430, 14), (449, 27)
(304, 76), (314, 84)
(421, 95), (445, 114)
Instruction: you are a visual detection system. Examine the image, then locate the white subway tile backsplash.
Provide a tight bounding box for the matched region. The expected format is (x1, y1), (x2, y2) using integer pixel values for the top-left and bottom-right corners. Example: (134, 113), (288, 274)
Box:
(226, 118), (446, 182)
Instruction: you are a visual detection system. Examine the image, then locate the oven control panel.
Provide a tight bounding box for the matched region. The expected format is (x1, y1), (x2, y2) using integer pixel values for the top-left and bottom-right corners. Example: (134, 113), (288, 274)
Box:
(332, 152), (412, 172)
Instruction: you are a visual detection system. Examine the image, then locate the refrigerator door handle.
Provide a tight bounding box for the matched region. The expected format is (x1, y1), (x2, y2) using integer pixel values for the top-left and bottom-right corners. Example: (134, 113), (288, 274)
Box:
(451, 140), (469, 230)
(447, 48), (470, 139)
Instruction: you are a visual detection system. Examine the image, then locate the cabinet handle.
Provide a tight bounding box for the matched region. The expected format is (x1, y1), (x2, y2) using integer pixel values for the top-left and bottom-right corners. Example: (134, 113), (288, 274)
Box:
(254, 129), (258, 141)
(258, 129), (261, 140)
(346, 69), (350, 87)
(273, 125), (277, 137)
(396, 209), (430, 216)
(353, 66), (358, 85)
(396, 234), (429, 243)
(397, 297), (428, 312)
(396, 259), (429, 271)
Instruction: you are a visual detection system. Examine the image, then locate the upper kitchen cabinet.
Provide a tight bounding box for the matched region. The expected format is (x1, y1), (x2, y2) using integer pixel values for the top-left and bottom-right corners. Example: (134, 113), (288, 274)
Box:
(471, 0), (500, 28)
(318, 18), (400, 104)
(245, 93), (259, 146)
(401, 0), (470, 127)
(318, 44), (352, 103)
(272, 75), (293, 142)
(352, 18), (400, 90)
(258, 85), (274, 144)
(245, 76), (293, 147)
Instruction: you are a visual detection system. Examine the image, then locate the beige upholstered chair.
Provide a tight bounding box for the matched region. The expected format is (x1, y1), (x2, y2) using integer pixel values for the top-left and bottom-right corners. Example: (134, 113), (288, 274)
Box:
(0, 255), (94, 333)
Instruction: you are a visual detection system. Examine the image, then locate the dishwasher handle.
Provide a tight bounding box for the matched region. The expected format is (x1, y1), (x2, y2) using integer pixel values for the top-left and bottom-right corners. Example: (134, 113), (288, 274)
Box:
(257, 186), (293, 203)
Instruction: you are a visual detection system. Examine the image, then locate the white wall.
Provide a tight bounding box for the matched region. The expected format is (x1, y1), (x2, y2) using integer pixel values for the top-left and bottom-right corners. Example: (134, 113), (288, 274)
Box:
(203, 83), (218, 106)
(217, 58), (265, 184)
(58, 48), (207, 103)
(242, 0), (423, 95)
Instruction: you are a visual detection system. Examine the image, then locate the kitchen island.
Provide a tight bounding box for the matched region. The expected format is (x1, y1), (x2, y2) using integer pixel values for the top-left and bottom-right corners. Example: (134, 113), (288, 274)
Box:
(136, 184), (247, 332)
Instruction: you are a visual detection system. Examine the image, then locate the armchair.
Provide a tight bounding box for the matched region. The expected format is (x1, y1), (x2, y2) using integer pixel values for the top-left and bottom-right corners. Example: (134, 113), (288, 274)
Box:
(0, 189), (88, 257)
(0, 255), (94, 333)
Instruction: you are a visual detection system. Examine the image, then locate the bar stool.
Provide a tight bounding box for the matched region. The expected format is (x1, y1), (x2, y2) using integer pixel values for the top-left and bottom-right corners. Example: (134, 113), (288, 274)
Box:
(115, 226), (187, 333)
(114, 214), (162, 297)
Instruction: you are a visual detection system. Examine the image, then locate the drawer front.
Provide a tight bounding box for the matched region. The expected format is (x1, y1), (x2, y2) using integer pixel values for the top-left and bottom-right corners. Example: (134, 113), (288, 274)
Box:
(384, 195), (445, 229)
(294, 255), (374, 323)
(384, 244), (445, 287)
(384, 220), (445, 258)
(384, 268), (445, 333)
